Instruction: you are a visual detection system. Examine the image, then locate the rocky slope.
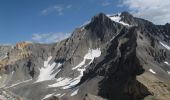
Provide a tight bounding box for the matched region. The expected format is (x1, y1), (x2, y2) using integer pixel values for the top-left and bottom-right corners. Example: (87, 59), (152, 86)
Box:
(0, 11), (170, 100)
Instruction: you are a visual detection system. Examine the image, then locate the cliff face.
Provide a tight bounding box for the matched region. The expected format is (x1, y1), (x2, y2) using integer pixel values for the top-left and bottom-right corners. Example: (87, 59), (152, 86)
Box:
(0, 42), (32, 74)
(0, 12), (170, 100)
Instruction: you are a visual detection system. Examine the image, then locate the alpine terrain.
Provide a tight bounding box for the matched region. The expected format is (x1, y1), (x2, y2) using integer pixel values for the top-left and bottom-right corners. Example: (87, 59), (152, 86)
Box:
(0, 12), (170, 100)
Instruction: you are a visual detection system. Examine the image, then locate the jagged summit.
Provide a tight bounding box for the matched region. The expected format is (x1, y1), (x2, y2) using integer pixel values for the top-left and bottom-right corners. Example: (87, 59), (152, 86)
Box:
(120, 11), (134, 20)
(88, 11), (159, 28)
(0, 11), (170, 100)
(88, 12), (132, 27)
(92, 12), (106, 20)
(86, 12), (114, 27)
(85, 11), (136, 28)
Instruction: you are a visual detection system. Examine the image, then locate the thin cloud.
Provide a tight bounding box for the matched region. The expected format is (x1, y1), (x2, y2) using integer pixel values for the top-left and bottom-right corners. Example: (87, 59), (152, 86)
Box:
(41, 4), (72, 16)
(66, 5), (72, 9)
(121, 0), (170, 24)
(32, 32), (70, 44)
(101, 0), (111, 6)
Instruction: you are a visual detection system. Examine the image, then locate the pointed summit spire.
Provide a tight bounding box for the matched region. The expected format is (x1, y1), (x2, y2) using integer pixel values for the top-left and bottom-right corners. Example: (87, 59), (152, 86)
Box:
(120, 11), (133, 18)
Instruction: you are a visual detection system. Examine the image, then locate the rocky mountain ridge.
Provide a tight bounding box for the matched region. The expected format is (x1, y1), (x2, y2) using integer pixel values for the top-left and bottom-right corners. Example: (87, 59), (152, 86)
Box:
(0, 11), (170, 100)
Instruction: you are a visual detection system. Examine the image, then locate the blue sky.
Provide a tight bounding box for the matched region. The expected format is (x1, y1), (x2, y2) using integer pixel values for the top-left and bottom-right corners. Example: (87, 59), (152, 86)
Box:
(0, 0), (170, 44)
(0, 0), (127, 44)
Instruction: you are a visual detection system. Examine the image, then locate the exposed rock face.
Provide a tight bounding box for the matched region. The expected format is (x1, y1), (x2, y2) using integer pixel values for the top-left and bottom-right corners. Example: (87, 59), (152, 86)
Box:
(15, 41), (32, 50)
(0, 88), (23, 100)
(0, 12), (170, 100)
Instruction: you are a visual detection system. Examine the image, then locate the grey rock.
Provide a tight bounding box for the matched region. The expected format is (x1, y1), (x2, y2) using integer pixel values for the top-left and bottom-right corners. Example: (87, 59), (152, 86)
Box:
(0, 12), (170, 100)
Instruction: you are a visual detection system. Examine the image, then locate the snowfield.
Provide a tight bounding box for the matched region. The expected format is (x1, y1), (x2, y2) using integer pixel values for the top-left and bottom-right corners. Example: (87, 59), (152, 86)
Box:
(108, 13), (130, 26)
(72, 48), (101, 70)
(36, 56), (62, 82)
(49, 48), (101, 89)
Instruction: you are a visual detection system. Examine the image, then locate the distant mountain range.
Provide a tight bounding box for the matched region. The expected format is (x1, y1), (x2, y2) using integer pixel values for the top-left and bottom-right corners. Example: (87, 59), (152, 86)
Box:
(0, 11), (170, 100)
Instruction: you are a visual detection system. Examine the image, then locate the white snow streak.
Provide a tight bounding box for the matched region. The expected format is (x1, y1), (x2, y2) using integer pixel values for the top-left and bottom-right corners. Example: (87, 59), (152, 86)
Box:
(55, 94), (61, 97)
(63, 48), (101, 89)
(72, 48), (101, 70)
(7, 79), (32, 88)
(41, 93), (54, 100)
(164, 61), (170, 65)
(108, 13), (130, 26)
(149, 69), (156, 74)
(56, 77), (64, 81)
(160, 42), (170, 50)
(167, 71), (170, 74)
(49, 48), (101, 89)
(163, 61), (170, 74)
(36, 56), (62, 82)
(70, 89), (79, 96)
(44, 56), (52, 67)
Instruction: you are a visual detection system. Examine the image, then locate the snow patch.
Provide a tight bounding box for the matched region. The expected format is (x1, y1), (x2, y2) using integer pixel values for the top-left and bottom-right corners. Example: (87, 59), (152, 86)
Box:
(107, 13), (130, 26)
(0, 53), (8, 60)
(42, 93), (54, 100)
(41, 93), (64, 100)
(56, 77), (64, 82)
(36, 56), (62, 82)
(63, 48), (101, 89)
(44, 56), (52, 67)
(167, 71), (170, 74)
(72, 48), (101, 70)
(164, 61), (170, 65)
(49, 48), (101, 89)
(149, 69), (156, 74)
(55, 94), (61, 97)
(70, 89), (79, 96)
(160, 42), (170, 50)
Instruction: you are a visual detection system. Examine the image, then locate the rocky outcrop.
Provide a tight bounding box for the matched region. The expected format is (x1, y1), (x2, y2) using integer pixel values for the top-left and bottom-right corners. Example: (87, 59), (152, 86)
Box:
(0, 42), (32, 75)
(0, 12), (170, 100)
(0, 88), (23, 100)
(78, 27), (150, 100)
(15, 41), (32, 50)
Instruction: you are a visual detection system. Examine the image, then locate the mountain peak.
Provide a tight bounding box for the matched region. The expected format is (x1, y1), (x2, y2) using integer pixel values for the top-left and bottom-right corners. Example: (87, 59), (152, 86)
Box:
(107, 12), (132, 26)
(119, 11), (136, 26)
(90, 12), (110, 23)
(85, 12), (114, 30)
(86, 11), (135, 28)
(120, 11), (133, 18)
(1, 11), (170, 100)
(94, 12), (106, 17)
